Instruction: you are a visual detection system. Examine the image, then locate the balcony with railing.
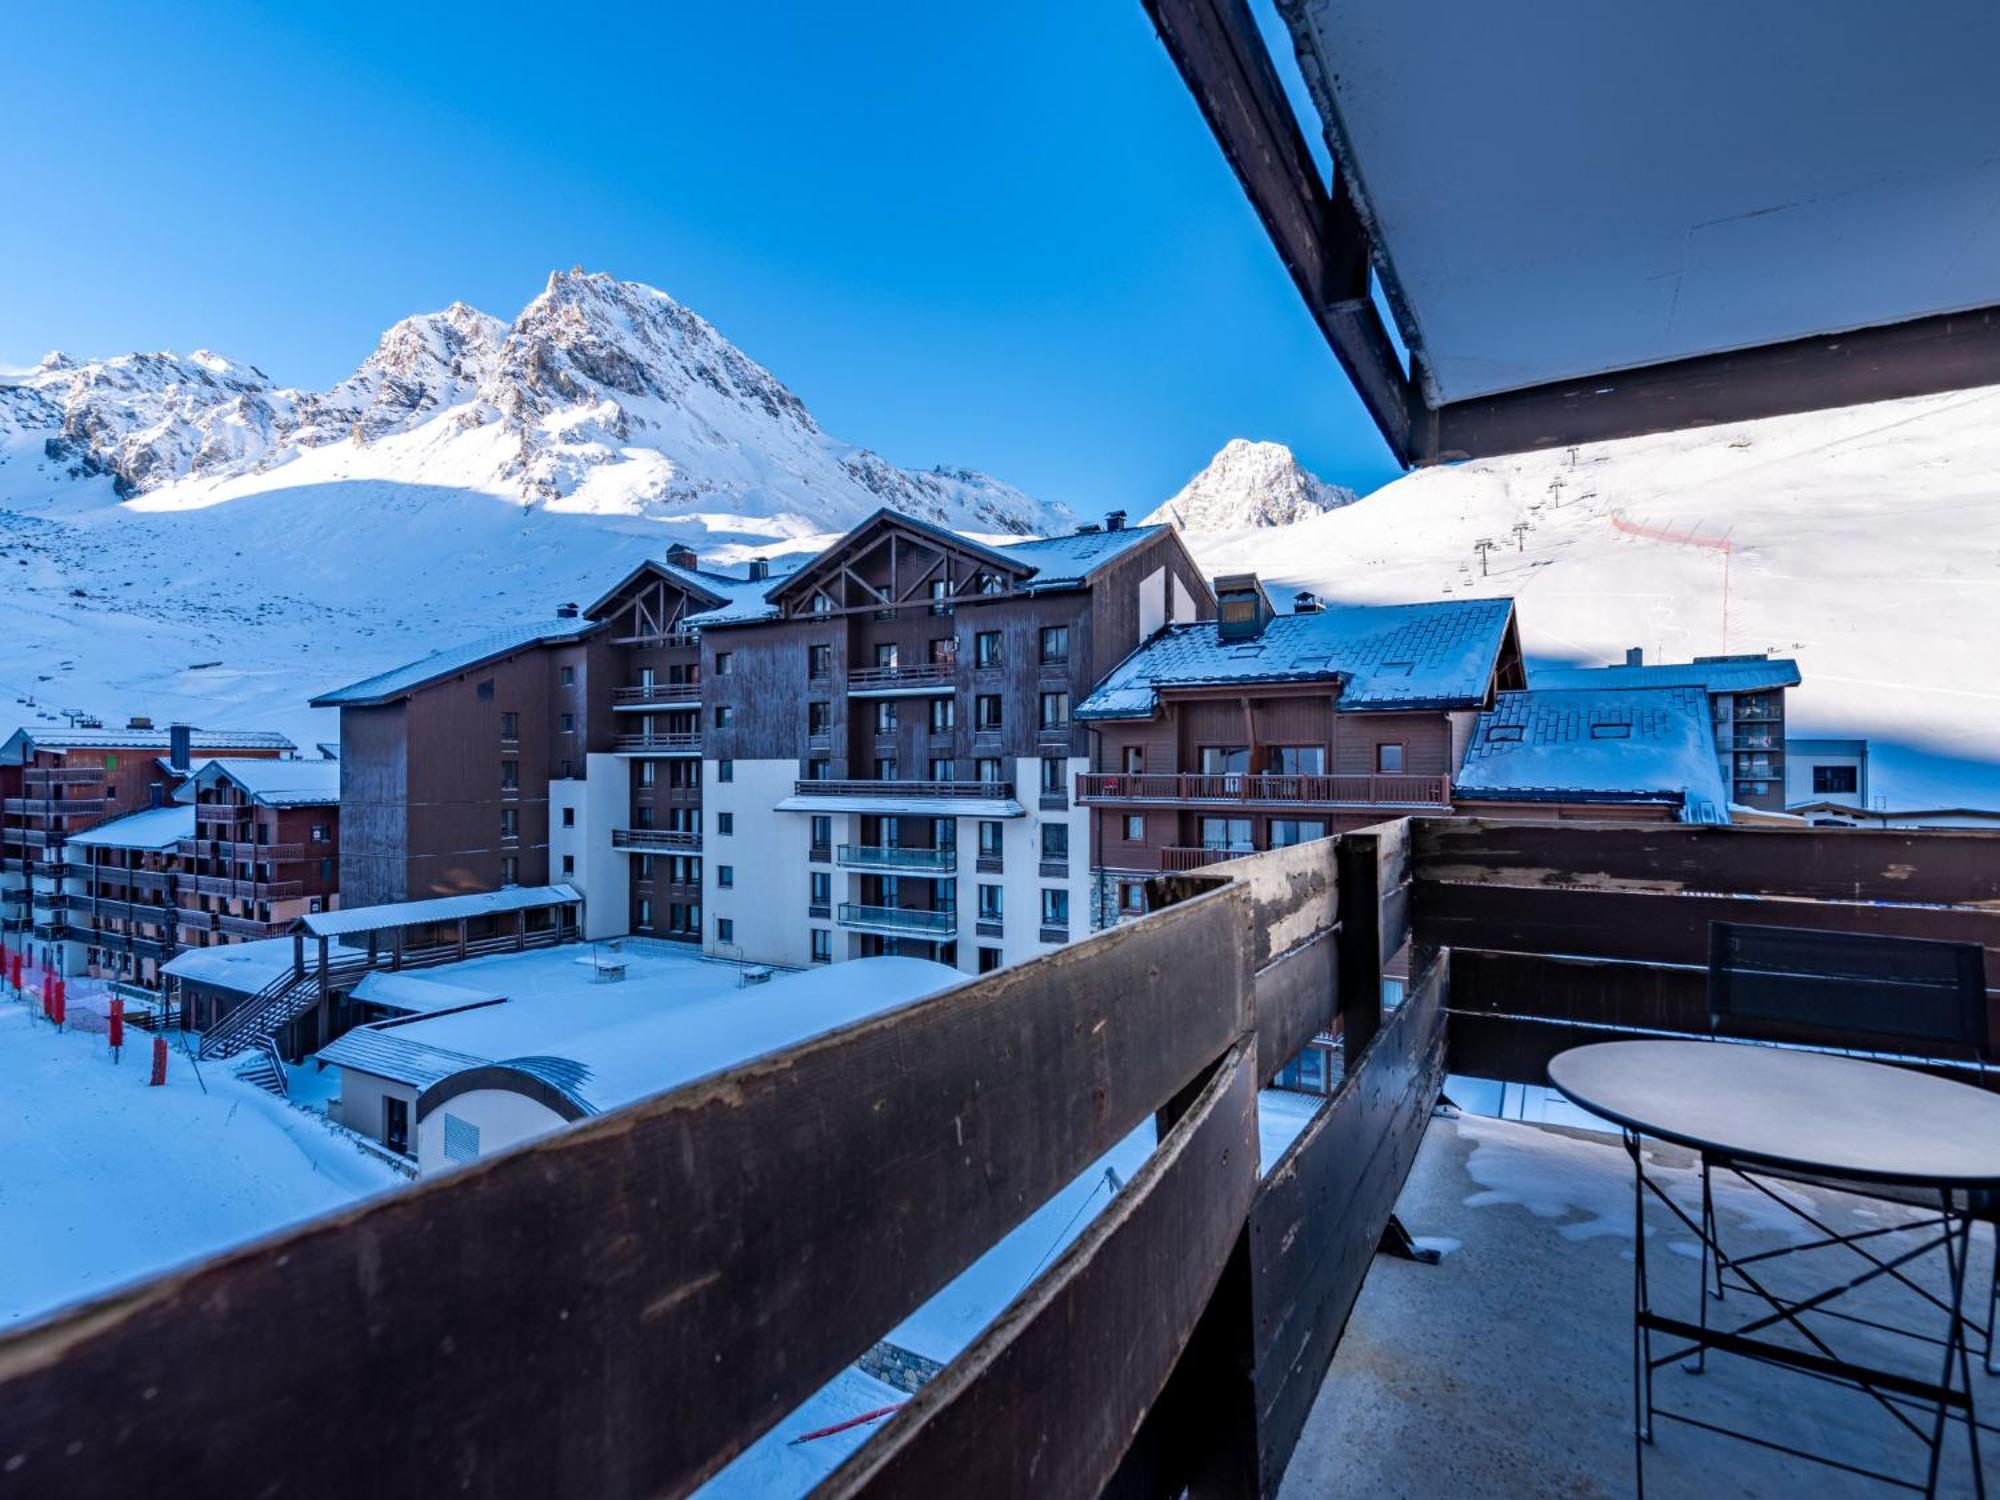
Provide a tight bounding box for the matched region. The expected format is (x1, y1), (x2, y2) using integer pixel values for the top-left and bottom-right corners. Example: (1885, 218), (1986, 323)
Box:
(613, 732), (703, 757)
(6, 820), (1994, 1498)
(187, 875), (304, 902)
(177, 839), (306, 864)
(788, 778), (1016, 808)
(216, 913), (288, 940)
(611, 682), (702, 711)
(610, 828), (702, 853)
(3, 796), (108, 817)
(834, 902), (958, 937)
(23, 767), (103, 788)
(835, 843), (956, 873)
(845, 663), (957, 697)
(1076, 771), (1452, 809)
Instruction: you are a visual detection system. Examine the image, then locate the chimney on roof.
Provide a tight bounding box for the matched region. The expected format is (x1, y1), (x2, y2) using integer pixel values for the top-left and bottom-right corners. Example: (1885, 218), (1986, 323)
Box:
(1213, 574), (1276, 642)
(168, 722), (191, 773)
(746, 557), (771, 582)
(556, 602), (580, 619)
(127, 715), (153, 730)
(1105, 510), (1127, 532)
(1625, 647), (1644, 666)
(1293, 590), (1324, 614)
(666, 543), (698, 571)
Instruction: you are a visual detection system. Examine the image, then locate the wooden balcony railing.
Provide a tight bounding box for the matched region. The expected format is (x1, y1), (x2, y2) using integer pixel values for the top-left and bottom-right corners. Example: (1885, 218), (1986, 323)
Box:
(611, 681), (702, 704)
(614, 732), (702, 756)
(610, 828), (702, 852)
(22, 767), (104, 788)
(33, 819), (1990, 1494)
(186, 875), (303, 902)
(845, 663), (955, 693)
(3, 797), (108, 816)
(1159, 845), (1249, 871)
(177, 839), (306, 864)
(1076, 771), (1451, 808)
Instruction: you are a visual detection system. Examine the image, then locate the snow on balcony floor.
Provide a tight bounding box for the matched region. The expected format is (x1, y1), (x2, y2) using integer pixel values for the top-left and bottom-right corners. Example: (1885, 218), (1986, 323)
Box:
(1282, 1112), (1994, 1498)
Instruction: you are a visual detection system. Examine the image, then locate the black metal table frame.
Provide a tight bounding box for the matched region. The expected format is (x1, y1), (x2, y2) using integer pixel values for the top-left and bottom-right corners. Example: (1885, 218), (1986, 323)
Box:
(1624, 1129), (1990, 1498)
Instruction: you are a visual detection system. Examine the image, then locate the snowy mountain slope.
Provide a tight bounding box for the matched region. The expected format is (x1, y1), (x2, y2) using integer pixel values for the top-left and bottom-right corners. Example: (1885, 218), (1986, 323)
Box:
(1189, 387), (2000, 810)
(1143, 438), (1356, 531)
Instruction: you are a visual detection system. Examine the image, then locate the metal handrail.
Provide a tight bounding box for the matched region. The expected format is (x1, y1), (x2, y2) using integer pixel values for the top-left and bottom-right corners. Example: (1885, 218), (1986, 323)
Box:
(835, 903), (957, 935)
(836, 844), (957, 872)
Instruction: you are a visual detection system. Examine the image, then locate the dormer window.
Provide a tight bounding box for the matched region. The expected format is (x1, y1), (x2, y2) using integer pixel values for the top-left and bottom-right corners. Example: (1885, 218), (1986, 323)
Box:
(1590, 722), (1632, 739)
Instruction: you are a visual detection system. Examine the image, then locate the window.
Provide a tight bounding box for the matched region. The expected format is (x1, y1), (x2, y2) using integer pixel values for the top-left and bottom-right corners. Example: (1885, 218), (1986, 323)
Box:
(639, 759), (657, 786)
(1041, 889), (1070, 926)
(978, 820), (1003, 857)
(1039, 625), (1069, 664)
(1121, 745), (1144, 774)
(1269, 819), (1328, 847)
(975, 757), (1003, 785)
(718, 865), (734, 889)
(975, 631), (1002, 668)
(1200, 816), (1254, 852)
(561, 854), (576, 875)
(560, 713), (575, 733)
(928, 697), (956, 734)
(874, 700), (898, 733)
(1814, 765), (1859, 794)
(476, 679), (495, 702)
(1119, 881), (1146, 915)
(717, 811), (734, 835)
(1486, 724), (1524, 744)
(320, 857), (335, 881)
(928, 757), (956, 781)
(559, 759), (573, 779)
(807, 758), (829, 782)
(716, 651), (734, 676)
(1040, 756), (1064, 794)
(500, 808), (520, 838)
(975, 695), (1003, 731)
(1375, 743), (1406, 772)
(718, 759), (734, 783)
(810, 593), (832, 615)
(811, 928), (832, 963)
(1267, 746), (1325, 775)
(1587, 723), (1630, 741)
(500, 856), (519, 886)
(714, 705), (733, 729)
(811, 815), (832, 849)
(501, 759), (519, 790)
(717, 917), (735, 943)
(978, 884), (1003, 919)
(929, 579), (952, 615)
(1116, 815), (1142, 844)
(875, 642), (899, 669)
(560, 665), (575, 687)
(1200, 746), (1249, 775)
(1041, 824), (1068, 859)
(929, 637), (956, 665)
(978, 946), (1002, 975)
(561, 807), (576, 829)
(874, 757), (898, 781)
(811, 871), (831, 904)
(499, 711), (520, 739)
(808, 644), (832, 679)
(808, 701), (831, 735)
(1038, 692), (1069, 729)
(310, 822), (330, 842)
(636, 855), (653, 881)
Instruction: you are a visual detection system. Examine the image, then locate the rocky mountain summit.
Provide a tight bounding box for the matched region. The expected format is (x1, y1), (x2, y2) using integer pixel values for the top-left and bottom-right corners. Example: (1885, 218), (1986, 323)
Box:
(1143, 438), (1356, 531)
(2, 270), (1069, 536)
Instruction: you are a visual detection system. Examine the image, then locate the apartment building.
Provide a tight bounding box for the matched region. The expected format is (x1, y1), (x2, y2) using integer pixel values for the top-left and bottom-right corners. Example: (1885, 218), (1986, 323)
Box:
(1532, 651), (1801, 813)
(313, 616), (605, 906)
(0, 722), (294, 976)
(689, 508), (1212, 974)
(1077, 580), (1522, 923)
(1785, 737), (1870, 811)
(65, 805), (190, 995)
(173, 757), (343, 949)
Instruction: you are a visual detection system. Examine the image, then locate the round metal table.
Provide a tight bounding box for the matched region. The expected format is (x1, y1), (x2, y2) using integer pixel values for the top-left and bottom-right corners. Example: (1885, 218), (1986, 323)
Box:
(1547, 1039), (2000, 1499)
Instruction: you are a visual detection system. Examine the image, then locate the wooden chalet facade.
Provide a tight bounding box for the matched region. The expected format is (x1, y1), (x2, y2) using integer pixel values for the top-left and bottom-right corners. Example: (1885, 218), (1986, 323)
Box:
(173, 758), (343, 950)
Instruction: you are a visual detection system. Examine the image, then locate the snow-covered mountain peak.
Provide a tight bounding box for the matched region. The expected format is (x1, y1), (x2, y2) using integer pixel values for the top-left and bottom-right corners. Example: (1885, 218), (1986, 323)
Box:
(1145, 438), (1357, 531)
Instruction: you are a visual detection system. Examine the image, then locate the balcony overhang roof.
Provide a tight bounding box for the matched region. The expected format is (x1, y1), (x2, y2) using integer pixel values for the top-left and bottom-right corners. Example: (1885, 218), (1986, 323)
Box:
(1145, 0), (2000, 465)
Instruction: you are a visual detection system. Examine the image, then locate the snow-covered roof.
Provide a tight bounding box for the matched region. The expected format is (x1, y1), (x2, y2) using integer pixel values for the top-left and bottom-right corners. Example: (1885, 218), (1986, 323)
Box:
(323, 949), (962, 1112)
(162, 935), (299, 994)
(997, 524), (1168, 590)
(1078, 597), (1516, 720)
(1454, 686), (1731, 823)
(0, 726), (294, 762)
(350, 970), (506, 1015)
(175, 756), (341, 808)
(1531, 657), (1801, 695)
(309, 619), (596, 708)
(63, 804), (194, 851)
(667, 561), (800, 625)
(299, 883), (582, 938)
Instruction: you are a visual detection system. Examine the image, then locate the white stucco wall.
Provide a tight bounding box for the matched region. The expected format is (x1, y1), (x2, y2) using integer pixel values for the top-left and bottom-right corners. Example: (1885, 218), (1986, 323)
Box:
(552, 754), (630, 941)
(332, 1068), (420, 1152)
(703, 757), (814, 968)
(414, 1087), (569, 1175)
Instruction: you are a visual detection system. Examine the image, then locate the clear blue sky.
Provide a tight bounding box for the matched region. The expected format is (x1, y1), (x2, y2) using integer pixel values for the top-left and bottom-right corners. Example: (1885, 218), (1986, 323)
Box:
(0, 1), (1402, 509)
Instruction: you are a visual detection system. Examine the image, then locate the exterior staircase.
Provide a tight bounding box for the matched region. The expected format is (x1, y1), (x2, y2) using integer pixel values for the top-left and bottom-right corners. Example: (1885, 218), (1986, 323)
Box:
(197, 956), (370, 1061)
(233, 1037), (290, 1098)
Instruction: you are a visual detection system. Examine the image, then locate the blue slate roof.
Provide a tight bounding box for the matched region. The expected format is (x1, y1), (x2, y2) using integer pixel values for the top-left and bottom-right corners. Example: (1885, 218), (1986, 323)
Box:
(311, 619), (596, 707)
(1455, 686), (1731, 824)
(1077, 597), (1516, 720)
(1531, 657), (1800, 694)
(999, 524), (1167, 590)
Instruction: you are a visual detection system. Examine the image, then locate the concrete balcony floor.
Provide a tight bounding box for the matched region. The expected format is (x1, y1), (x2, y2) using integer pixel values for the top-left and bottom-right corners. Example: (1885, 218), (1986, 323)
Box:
(1284, 1112), (1995, 1498)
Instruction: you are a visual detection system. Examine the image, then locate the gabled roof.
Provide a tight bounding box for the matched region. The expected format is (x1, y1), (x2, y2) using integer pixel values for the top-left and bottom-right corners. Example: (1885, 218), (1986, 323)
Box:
(1077, 597), (1516, 720)
(298, 884), (582, 939)
(310, 620), (596, 708)
(584, 557), (731, 620)
(1454, 686), (1731, 824)
(0, 726), (294, 762)
(1531, 657), (1801, 695)
(175, 756), (341, 808)
(762, 507), (1036, 608)
(63, 804), (194, 851)
(317, 1029), (491, 1090)
(997, 524), (1173, 591)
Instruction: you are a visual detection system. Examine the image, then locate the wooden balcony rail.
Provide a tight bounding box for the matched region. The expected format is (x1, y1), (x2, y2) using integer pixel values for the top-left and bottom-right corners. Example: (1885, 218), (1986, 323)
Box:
(216, 914), (287, 939)
(610, 828), (703, 852)
(835, 844), (956, 872)
(193, 801), (253, 818)
(1159, 845), (1252, 871)
(835, 901), (959, 936)
(793, 778), (1015, 801)
(611, 681), (702, 704)
(614, 732), (703, 755)
(1076, 771), (1452, 808)
(22, 767), (104, 787)
(177, 839), (306, 863)
(187, 875), (303, 902)
(4, 796), (109, 816)
(845, 662), (956, 693)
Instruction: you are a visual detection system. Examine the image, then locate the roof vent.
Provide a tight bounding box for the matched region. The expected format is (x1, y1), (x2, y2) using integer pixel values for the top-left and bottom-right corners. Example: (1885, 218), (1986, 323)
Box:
(1075, 522), (1102, 534)
(1625, 646), (1644, 666)
(1293, 590), (1324, 614)
(666, 543), (699, 571)
(1105, 510), (1127, 532)
(127, 715), (153, 730)
(556, 602), (580, 619)
(746, 557), (771, 581)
